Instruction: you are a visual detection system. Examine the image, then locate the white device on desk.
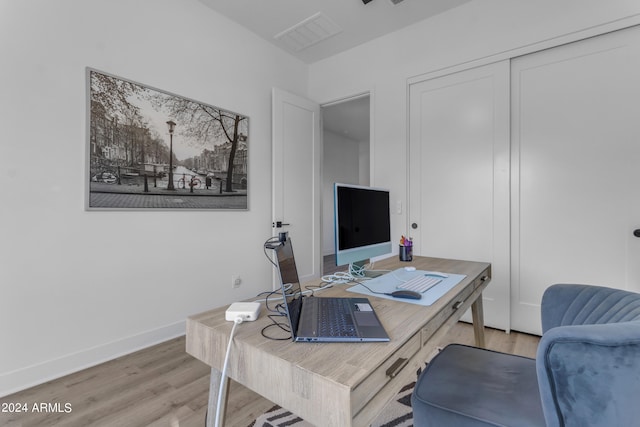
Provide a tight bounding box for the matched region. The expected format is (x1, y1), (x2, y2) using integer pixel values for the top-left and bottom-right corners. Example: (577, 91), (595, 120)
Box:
(225, 302), (261, 322)
(346, 268), (465, 306)
(396, 272), (449, 293)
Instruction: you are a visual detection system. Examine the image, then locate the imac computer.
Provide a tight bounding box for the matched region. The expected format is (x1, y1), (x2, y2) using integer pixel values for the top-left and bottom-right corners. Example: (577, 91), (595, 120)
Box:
(333, 183), (392, 276)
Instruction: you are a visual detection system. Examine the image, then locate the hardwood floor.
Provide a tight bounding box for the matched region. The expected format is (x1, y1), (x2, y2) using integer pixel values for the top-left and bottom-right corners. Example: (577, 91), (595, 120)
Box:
(323, 254), (344, 275)
(1, 323), (539, 427)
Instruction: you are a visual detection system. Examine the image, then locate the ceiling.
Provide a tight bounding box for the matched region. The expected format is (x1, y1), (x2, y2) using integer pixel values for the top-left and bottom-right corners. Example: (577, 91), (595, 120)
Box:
(198, 0), (472, 64)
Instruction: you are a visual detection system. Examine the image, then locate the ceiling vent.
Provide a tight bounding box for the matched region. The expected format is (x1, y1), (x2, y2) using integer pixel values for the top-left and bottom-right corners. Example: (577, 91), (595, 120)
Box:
(274, 12), (343, 52)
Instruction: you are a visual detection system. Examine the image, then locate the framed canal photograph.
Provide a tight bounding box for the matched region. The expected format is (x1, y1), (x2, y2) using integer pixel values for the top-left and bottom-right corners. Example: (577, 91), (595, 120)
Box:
(86, 68), (248, 210)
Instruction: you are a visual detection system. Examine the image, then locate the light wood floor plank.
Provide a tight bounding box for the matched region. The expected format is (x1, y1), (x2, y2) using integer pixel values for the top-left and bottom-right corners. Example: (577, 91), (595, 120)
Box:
(0, 323), (539, 427)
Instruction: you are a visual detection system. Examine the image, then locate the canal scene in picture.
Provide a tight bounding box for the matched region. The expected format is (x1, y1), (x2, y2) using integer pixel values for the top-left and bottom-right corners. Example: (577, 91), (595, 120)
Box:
(87, 68), (248, 210)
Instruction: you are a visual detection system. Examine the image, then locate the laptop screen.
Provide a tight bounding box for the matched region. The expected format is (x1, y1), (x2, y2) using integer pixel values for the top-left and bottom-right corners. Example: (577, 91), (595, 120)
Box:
(275, 239), (303, 334)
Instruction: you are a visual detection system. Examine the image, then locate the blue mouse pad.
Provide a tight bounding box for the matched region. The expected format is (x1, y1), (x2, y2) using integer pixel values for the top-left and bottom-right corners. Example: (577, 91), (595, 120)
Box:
(346, 268), (466, 306)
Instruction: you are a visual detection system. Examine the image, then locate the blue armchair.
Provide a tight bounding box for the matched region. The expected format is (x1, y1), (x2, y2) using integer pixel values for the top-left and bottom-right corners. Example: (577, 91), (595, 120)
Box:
(411, 284), (640, 426)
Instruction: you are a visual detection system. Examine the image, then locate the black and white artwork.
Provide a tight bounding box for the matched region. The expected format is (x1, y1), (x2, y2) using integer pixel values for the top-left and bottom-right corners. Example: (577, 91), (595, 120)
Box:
(86, 68), (248, 210)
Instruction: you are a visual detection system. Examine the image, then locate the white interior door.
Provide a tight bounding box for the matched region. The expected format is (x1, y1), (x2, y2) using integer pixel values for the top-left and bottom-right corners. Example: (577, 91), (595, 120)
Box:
(511, 26), (640, 335)
(409, 61), (511, 330)
(272, 88), (321, 284)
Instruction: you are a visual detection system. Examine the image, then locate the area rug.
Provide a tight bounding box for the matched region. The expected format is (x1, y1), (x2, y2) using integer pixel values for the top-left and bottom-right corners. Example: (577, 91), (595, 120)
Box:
(248, 381), (415, 427)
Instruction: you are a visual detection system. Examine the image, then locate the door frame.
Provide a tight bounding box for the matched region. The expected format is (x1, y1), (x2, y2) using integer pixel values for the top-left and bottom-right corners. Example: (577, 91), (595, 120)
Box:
(319, 89), (375, 271)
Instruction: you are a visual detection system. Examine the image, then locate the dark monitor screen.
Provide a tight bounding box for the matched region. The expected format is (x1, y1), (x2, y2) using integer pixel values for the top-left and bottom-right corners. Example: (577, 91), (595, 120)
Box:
(334, 183), (392, 266)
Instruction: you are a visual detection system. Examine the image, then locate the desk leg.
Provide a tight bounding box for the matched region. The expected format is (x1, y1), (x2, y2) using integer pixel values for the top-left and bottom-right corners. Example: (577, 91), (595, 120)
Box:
(207, 367), (229, 427)
(471, 293), (486, 348)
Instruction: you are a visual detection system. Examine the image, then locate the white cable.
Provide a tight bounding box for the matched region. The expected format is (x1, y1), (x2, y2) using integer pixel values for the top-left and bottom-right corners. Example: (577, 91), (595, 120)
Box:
(321, 271), (356, 284)
(347, 262), (392, 280)
(349, 262), (367, 278)
(214, 317), (242, 427)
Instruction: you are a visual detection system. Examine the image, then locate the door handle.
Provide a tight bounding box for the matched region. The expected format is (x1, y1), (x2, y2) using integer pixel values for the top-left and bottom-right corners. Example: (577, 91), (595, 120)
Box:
(273, 221), (291, 228)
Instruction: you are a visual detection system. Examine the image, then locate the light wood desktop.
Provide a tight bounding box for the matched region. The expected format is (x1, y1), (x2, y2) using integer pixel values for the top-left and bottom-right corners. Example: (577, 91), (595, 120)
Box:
(186, 256), (491, 427)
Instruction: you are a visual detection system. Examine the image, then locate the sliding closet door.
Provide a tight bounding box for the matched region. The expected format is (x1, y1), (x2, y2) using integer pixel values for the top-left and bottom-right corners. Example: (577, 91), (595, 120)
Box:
(409, 61), (510, 330)
(511, 26), (640, 334)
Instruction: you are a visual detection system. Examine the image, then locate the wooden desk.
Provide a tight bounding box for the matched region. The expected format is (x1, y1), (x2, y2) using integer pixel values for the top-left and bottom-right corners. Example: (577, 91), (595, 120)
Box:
(186, 256), (491, 426)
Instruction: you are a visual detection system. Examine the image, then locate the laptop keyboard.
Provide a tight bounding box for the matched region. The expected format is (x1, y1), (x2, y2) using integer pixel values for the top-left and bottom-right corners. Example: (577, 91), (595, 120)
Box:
(317, 298), (358, 337)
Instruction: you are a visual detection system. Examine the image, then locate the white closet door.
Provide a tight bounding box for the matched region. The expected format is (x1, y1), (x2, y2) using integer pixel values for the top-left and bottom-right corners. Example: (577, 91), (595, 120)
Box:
(409, 61), (511, 330)
(511, 26), (640, 334)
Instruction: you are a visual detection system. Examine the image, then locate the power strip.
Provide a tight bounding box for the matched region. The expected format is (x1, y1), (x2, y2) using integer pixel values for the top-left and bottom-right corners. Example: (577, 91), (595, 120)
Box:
(225, 302), (261, 322)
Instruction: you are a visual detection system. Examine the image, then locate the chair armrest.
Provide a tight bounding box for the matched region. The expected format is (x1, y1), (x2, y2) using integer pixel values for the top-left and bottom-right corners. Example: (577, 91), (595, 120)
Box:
(536, 321), (640, 427)
(541, 284), (640, 333)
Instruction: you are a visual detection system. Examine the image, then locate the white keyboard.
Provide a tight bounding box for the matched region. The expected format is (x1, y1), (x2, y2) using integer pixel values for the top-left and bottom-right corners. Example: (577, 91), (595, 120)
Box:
(397, 275), (442, 293)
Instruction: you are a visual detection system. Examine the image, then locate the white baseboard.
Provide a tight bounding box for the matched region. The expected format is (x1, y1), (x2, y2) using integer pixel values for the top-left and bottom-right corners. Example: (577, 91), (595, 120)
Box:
(0, 320), (185, 398)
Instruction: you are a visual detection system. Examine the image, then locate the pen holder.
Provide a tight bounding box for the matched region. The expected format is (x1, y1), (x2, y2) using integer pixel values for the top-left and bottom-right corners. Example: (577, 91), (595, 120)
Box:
(399, 245), (413, 262)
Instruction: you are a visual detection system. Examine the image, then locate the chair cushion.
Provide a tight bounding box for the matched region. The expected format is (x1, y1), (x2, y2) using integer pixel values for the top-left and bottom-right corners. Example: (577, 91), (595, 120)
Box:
(412, 344), (546, 427)
(537, 322), (640, 427)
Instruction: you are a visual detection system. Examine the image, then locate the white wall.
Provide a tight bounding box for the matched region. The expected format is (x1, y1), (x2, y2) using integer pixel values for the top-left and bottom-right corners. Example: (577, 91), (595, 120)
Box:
(321, 130), (361, 255)
(0, 0), (307, 396)
(308, 0), (640, 252)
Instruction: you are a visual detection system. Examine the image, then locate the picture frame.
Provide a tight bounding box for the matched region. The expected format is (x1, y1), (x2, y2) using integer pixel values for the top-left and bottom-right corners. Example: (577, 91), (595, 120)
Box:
(86, 68), (249, 210)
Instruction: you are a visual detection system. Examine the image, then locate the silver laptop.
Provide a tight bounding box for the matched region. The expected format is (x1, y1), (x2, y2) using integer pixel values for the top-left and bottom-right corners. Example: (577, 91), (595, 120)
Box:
(274, 238), (390, 342)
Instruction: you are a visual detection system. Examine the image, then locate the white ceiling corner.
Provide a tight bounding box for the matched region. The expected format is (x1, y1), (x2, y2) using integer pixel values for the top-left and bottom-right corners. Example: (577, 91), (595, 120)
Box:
(274, 12), (343, 53)
(198, 0), (473, 64)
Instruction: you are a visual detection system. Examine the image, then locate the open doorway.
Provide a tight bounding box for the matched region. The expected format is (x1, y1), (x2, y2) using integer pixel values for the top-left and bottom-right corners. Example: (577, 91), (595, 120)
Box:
(321, 94), (371, 275)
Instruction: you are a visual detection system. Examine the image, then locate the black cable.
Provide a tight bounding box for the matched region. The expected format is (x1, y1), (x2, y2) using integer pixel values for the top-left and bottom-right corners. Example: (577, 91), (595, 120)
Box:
(263, 236), (281, 267)
(352, 279), (394, 297)
(260, 235), (295, 341)
(257, 289), (287, 314)
(258, 289), (290, 339)
(261, 314), (291, 340)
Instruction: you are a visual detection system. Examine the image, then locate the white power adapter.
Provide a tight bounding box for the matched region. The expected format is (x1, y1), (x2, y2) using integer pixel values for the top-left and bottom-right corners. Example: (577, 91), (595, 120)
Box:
(225, 302), (261, 322)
